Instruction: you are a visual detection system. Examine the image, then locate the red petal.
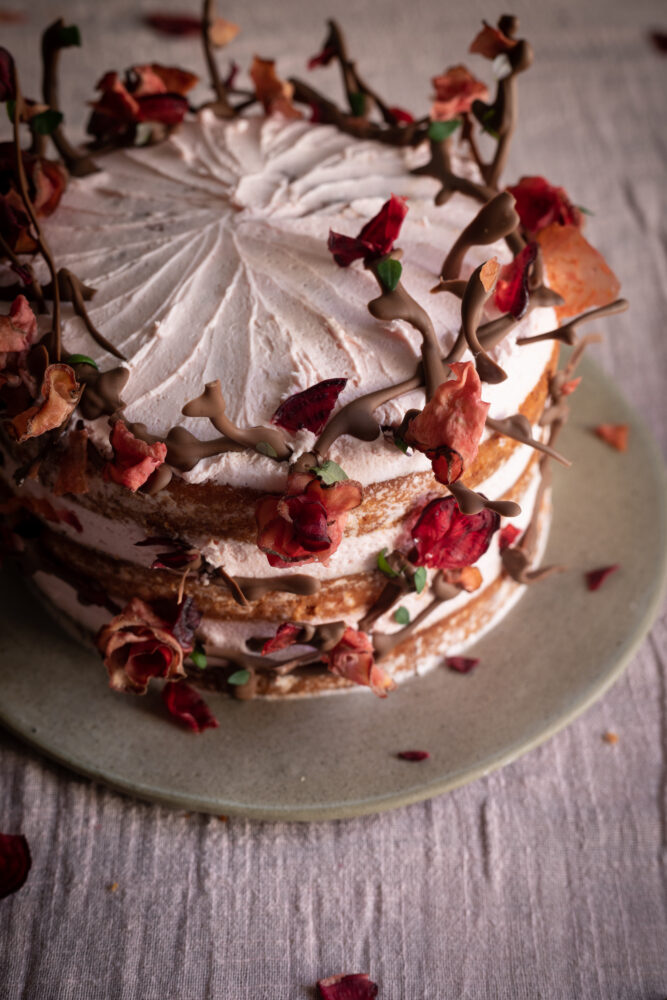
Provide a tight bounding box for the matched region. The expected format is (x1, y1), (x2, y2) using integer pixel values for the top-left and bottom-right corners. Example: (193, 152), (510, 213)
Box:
(162, 681), (219, 733)
(104, 420), (167, 492)
(326, 627), (395, 697)
(0, 46), (15, 103)
(585, 564), (619, 592)
(430, 64), (489, 119)
(537, 224), (620, 322)
(328, 194), (407, 267)
(498, 523), (521, 551)
(445, 656), (480, 673)
(594, 424), (628, 452)
(0, 832), (31, 899)
(262, 622), (301, 655)
(143, 14), (202, 36)
(560, 377), (581, 397)
(507, 176), (582, 235)
(272, 378), (347, 435)
(411, 497), (500, 570)
(307, 45), (336, 70)
(426, 446), (464, 486)
(397, 750), (430, 761)
(494, 242), (538, 319)
(469, 21), (518, 58)
(317, 974), (379, 1000)
(388, 105), (415, 123)
(136, 93), (189, 125)
(286, 493), (332, 551)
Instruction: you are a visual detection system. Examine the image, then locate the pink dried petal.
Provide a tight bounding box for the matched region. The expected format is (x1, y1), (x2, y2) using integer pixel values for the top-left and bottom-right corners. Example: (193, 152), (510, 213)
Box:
(594, 424), (628, 452)
(271, 378), (347, 435)
(494, 242), (538, 319)
(0, 832), (31, 899)
(162, 681), (218, 733)
(262, 622), (301, 655)
(585, 564), (619, 592)
(328, 194), (407, 267)
(498, 524), (521, 552)
(560, 377), (581, 396)
(307, 45), (336, 70)
(317, 973), (379, 1000)
(397, 750), (430, 761)
(411, 497), (500, 570)
(445, 656), (480, 673)
(389, 106), (415, 123)
(507, 176), (582, 235)
(143, 14), (202, 36)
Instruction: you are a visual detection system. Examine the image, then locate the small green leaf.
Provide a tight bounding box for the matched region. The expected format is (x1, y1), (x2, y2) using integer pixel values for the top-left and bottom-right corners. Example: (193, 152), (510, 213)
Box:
(413, 566), (427, 594)
(480, 108), (499, 139)
(394, 606), (410, 625)
(31, 109), (64, 136)
(428, 119), (461, 142)
(313, 459), (348, 485)
(256, 441), (278, 459)
(577, 205), (595, 216)
(65, 354), (98, 369)
(228, 668), (251, 686)
(348, 91), (365, 117)
(6, 100), (16, 123)
(58, 24), (81, 47)
(376, 257), (402, 292)
(393, 434), (409, 454)
(191, 643), (207, 670)
(377, 547), (399, 578)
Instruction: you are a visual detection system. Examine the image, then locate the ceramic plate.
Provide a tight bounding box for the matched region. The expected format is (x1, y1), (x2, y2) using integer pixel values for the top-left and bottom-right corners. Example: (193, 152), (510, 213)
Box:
(1, 356), (665, 821)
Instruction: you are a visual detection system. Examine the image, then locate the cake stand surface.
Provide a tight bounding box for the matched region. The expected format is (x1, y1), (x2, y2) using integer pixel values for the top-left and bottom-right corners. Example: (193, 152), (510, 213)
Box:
(1, 356), (665, 821)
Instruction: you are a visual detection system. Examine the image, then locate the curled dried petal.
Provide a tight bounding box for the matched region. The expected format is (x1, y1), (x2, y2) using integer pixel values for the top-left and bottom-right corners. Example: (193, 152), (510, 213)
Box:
(328, 194), (408, 267)
(469, 21), (518, 59)
(317, 974), (379, 1000)
(494, 242), (538, 319)
(96, 597), (186, 694)
(411, 496), (500, 570)
(8, 364), (82, 442)
(261, 622), (301, 655)
(250, 56), (301, 117)
(272, 378), (347, 435)
(104, 420), (167, 492)
(445, 656), (480, 673)
(585, 564), (619, 591)
(594, 424), (628, 452)
(0, 832), (31, 899)
(498, 523), (521, 551)
(325, 627), (395, 698)
(162, 681), (218, 733)
(430, 64), (489, 120)
(507, 176), (582, 235)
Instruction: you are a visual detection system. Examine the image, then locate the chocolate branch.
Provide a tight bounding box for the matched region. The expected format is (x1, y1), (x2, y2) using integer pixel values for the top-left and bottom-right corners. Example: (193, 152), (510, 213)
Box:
(41, 20), (98, 176)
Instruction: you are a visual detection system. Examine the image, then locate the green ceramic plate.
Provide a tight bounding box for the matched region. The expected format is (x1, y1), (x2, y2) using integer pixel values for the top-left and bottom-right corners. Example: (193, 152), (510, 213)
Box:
(1, 356), (665, 821)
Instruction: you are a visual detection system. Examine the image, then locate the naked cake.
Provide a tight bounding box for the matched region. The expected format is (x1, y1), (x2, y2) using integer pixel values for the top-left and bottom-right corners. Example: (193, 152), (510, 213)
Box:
(0, 12), (626, 728)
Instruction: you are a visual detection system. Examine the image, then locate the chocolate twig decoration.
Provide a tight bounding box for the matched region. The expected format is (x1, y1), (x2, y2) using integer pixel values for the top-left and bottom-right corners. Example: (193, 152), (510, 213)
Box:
(457, 259), (507, 383)
(182, 380), (290, 459)
(485, 414), (571, 467)
(412, 136), (495, 206)
(439, 191), (519, 281)
(516, 299), (629, 346)
(41, 20), (98, 176)
(321, 19), (400, 125)
(58, 268), (127, 361)
(201, 0), (234, 117)
(372, 572), (460, 660)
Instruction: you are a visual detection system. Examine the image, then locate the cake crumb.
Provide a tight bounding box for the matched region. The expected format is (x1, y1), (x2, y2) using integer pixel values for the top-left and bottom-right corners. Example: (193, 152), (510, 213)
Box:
(107, 882), (119, 893)
(602, 731), (619, 744)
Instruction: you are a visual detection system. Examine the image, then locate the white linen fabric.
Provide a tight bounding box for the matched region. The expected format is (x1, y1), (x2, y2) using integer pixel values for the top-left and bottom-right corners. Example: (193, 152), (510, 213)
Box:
(1, 0), (666, 997)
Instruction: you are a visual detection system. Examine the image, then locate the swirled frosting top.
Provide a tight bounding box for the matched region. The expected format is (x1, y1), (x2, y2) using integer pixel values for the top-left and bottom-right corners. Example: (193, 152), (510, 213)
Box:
(43, 110), (555, 489)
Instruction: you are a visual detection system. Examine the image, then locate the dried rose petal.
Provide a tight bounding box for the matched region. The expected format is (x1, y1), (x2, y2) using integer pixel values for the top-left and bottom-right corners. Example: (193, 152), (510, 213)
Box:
(585, 564), (619, 592)
(388, 106), (415, 124)
(406, 362), (489, 484)
(594, 424), (628, 452)
(397, 750), (430, 761)
(317, 974), (378, 1000)
(0, 46), (15, 103)
(494, 242), (538, 319)
(0, 294), (38, 360)
(328, 194), (408, 267)
(537, 224), (620, 321)
(96, 597), (186, 694)
(271, 378), (347, 435)
(507, 176), (582, 235)
(262, 622), (301, 655)
(431, 64), (489, 120)
(104, 420), (167, 492)
(498, 523), (521, 551)
(9, 364), (83, 442)
(325, 627), (395, 698)
(411, 497), (500, 570)
(469, 21), (518, 59)
(53, 427), (89, 496)
(136, 93), (189, 126)
(560, 377), (581, 396)
(307, 44), (336, 70)
(0, 832), (31, 899)
(143, 13), (202, 36)
(441, 565), (483, 592)
(445, 656), (480, 673)
(138, 64), (199, 96)
(208, 19), (239, 48)
(162, 681), (218, 733)
(250, 56), (301, 117)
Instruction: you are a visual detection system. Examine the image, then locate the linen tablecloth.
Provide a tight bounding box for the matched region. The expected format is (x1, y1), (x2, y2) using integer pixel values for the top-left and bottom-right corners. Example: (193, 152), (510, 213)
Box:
(1, 0), (666, 996)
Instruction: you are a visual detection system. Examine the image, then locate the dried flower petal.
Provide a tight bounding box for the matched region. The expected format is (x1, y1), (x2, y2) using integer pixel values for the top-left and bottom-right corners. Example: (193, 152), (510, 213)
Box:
(250, 56), (301, 118)
(307, 44), (337, 70)
(406, 362), (489, 484)
(328, 194), (408, 267)
(430, 64), (489, 120)
(498, 523), (521, 551)
(0, 832), (31, 899)
(411, 497), (500, 570)
(560, 377), (581, 397)
(209, 19), (240, 48)
(136, 93), (190, 126)
(53, 427), (89, 496)
(317, 974), (379, 1000)
(494, 242), (538, 318)
(104, 420), (167, 492)
(585, 564), (620, 592)
(469, 21), (518, 59)
(96, 597), (187, 694)
(325, 627), (395, 698)
(445, 656), (480, 673)
(441, 565), (483, 592)
(397, 750), (430, 761)
(507, 176), (582, 235)
(143, 13), (202, 36)
(162, 681), (218, 733)
(261, 622), (301, 655)
(272, 378), (347, 435)
(0, 294), (38, 364)
(9, 364), (82, 442)
(537, 224), (620, 321)
(388, 106), (415, 124)
(594, 424), (628, 452)
(0, 46), (15, 102)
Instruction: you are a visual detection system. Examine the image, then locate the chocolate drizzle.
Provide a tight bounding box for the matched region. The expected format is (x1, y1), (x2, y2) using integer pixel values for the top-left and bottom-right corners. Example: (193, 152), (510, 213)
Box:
(439, 192), (519, 282)
(76, 365), (129, 421)
(181, 380), (290, 460)
(372, 571), (460, 660)
(485, 414), (571, 467)
(448, 479), (520, 517)
(516, 299), (629, 346)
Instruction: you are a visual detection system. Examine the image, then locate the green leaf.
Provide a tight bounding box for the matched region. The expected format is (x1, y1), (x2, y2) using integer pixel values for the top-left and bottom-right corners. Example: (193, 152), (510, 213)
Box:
(6, 100), (16, 123)
(393, 434), (409, 454)
(394, 606), (410, 625)
(228, 669), (251, 686)
(256, 441), (278, 458)
(376, 257), (402, 292)
(480, 108), (499, 139)
(65, 354), (98, 369)
(31, 109), (63, 136)
(348, 91), (365, 117)
(191, 643), (207, 670)
(577, 205), (595, 216)
(413, 566), (427, 594)
(313, 459), (348, 485)
(377, 547), (399, 578)
(428, 119), (461, 142)
(58, 24), (81, 47)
